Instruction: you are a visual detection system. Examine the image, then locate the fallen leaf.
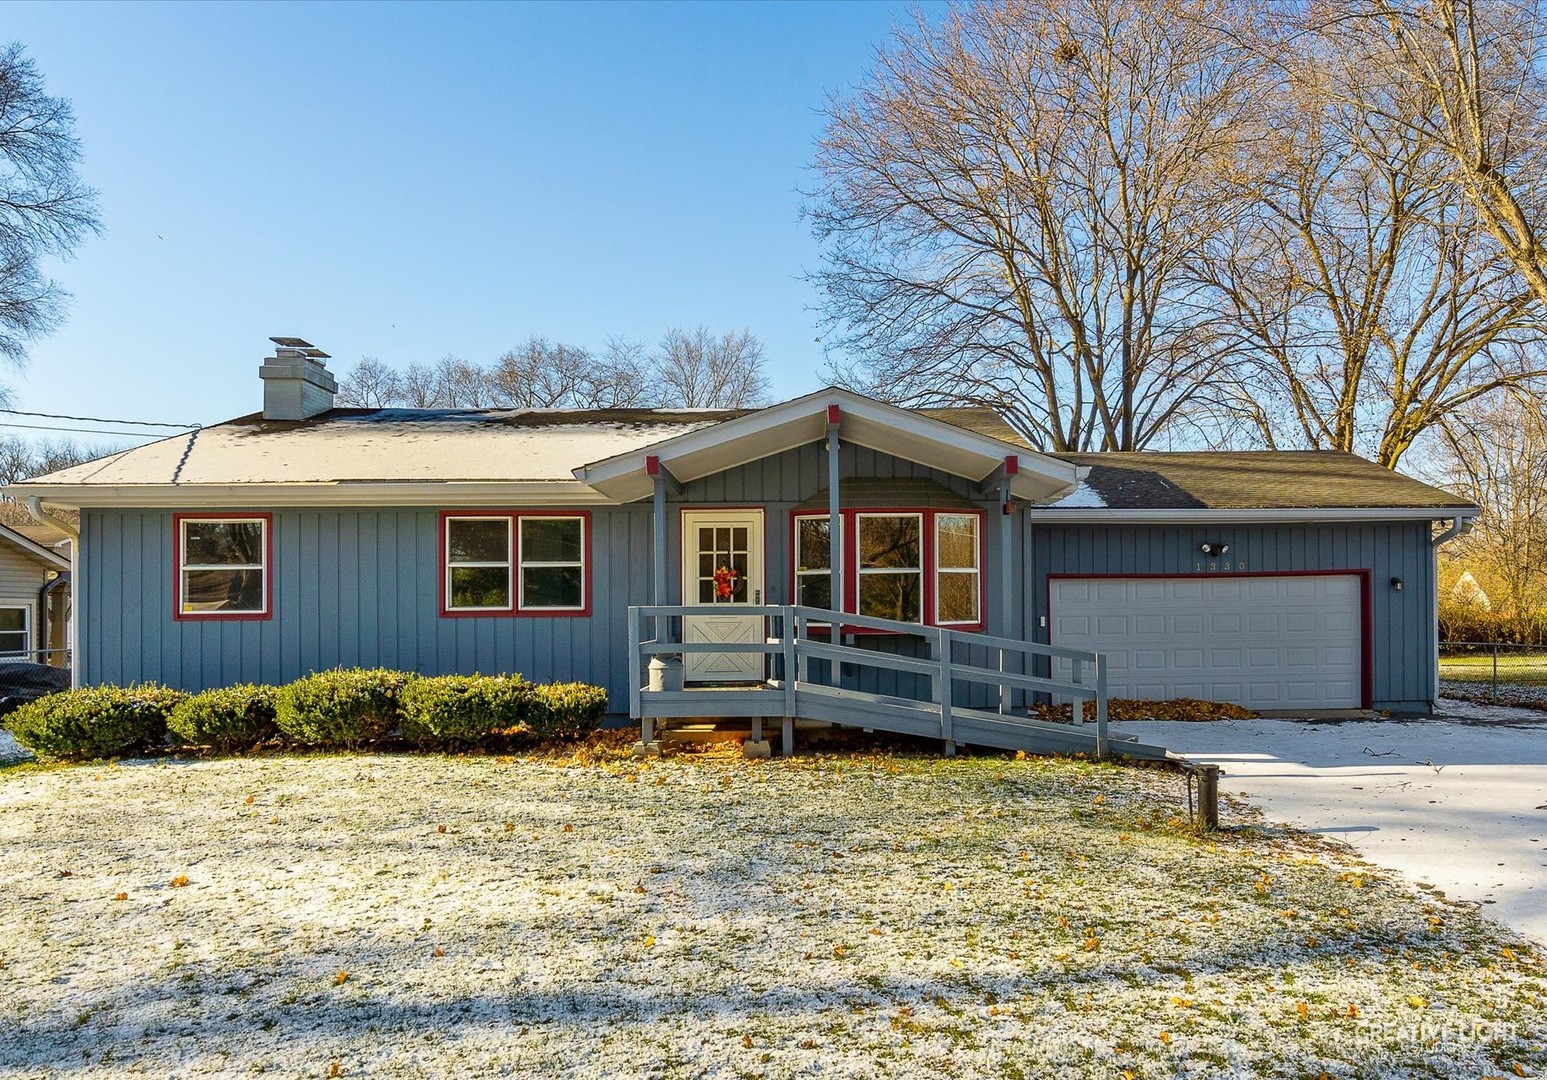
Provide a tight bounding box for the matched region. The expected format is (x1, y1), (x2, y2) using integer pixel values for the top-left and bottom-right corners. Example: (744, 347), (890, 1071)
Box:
(113, 892), (128, 902)
(169, 876), (189, 888)
(334, 970), (348, 986)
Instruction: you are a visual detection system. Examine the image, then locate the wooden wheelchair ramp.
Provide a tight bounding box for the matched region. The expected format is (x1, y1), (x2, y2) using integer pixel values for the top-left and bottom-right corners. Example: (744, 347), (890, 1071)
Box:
(629, 605), (1176, 762)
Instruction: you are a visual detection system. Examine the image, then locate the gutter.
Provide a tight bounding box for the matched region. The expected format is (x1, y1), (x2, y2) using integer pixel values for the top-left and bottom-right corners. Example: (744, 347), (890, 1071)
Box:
(25, 497), (78, 542)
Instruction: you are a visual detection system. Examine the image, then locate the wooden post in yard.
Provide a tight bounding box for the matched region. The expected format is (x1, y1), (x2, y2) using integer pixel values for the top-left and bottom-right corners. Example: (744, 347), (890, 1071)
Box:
(1197, 765), (1220, 831)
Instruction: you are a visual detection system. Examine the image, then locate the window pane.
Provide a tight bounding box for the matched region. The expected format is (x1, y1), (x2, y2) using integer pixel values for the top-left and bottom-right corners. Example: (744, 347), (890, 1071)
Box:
(523, 565), (583, 609)
(0, 631), (26, 653)
(450, 566), (510, 608)
(938, 571), (980, 623)
(797, 574), (831, 609)
(859, 571), (921, 622)
(448, 519), (508, 564)
(860, 516), (920, 570)
(521, 517), (581, 563)
(796, 518), (830, 570)
(184, 521), (263, 566)
(937, 515), (979, 569)
(0, 609), (24, 632)
(183, 568), (264, 613)
(699, 579), (716, 603)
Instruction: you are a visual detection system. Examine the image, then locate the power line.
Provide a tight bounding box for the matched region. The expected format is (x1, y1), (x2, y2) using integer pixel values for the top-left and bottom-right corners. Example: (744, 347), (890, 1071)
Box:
(0, 420), (182, 439)
(0, 407), (196, 429)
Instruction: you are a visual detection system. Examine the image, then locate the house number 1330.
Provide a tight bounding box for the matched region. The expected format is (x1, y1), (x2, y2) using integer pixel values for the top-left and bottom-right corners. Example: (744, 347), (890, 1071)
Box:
(1194, 561), (1245, 572)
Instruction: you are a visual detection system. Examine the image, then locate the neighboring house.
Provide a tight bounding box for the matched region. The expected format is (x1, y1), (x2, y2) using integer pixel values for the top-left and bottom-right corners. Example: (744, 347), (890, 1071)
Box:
(1450, 570), (1492, 611)
(0, 520), (71, 663)
(2, 340), (1476, 714)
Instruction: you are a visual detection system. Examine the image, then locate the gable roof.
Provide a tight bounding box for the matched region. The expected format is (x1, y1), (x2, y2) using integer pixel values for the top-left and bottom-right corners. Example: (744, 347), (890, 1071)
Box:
(1040, 451), (1475, 521)
(575, 388), (1075, 503)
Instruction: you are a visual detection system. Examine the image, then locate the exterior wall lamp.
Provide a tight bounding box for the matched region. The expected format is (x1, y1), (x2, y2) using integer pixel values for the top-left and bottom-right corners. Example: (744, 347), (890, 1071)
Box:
(1200, 542), (1229, 557)
(1391, 577), (1404, 591)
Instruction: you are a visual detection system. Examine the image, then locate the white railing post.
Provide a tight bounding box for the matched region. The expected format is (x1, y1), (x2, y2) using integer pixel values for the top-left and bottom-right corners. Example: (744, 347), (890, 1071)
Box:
(1095, 653), (1109, 760)
(628, 607), (641, 722)
(935, 626), (955, 756)
(782, 606), (797, 716)
(1071, 657), (1085, 726)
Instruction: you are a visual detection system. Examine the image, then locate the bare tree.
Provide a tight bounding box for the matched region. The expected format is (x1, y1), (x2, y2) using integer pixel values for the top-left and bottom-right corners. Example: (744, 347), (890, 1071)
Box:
(1200, 15), (1547, 468)
(0, 435), (116, 524)
(335, 356), (404, 407)
(807, 0), (1266, 450)
(1321, 1), (1547, 310)
(489, 336), (594, 408)
(655, 326), (769, 409)
(590, 336), (652, 407)
(0, 43), (99, 369)
(434, 354), (494, 407)
(398, 363), (442, 408)
(1430, 392), (1547, 638)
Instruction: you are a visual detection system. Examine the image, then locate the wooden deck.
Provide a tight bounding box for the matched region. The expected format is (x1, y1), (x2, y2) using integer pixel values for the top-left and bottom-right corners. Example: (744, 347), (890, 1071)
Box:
(628, 605), (1177, 762)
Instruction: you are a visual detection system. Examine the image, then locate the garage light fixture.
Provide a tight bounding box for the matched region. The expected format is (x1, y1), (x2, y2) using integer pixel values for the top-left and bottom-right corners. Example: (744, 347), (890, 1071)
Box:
(1391, 577), (1403, 591)
(1199, 542), (1229, 556)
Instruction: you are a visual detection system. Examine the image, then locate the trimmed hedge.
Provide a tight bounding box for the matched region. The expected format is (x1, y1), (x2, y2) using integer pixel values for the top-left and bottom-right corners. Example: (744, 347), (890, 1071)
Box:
(2, 684), (188, 762)
(275, 668), (413, 748)
(399, 674), (532, 750)
(529, 681), (609, 740)
(167, 684), (278, 754)
(2, 670), (609, 760)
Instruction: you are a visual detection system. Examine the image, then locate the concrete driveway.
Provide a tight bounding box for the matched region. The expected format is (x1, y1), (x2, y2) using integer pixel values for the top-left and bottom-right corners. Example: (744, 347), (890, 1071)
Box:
(1112, 699), (1547, 943)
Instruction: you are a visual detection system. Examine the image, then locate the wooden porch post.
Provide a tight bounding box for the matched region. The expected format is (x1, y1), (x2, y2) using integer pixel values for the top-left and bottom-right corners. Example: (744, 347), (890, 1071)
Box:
(1000, 456), (1017, 715)
(652, 473), (667, 606)
(827, 404), (842, 618)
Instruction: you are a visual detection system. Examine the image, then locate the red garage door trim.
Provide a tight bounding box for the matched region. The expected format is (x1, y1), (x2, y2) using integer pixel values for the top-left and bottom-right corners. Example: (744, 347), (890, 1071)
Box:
(1046, 570), (1374, 711)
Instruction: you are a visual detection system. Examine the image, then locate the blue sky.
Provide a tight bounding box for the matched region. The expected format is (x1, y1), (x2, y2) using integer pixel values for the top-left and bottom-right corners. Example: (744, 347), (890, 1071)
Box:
(0, 1), (925, 445)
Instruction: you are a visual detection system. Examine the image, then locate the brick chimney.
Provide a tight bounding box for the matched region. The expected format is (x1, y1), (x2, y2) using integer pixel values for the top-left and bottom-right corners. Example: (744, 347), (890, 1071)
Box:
(259, 337), (337, 420)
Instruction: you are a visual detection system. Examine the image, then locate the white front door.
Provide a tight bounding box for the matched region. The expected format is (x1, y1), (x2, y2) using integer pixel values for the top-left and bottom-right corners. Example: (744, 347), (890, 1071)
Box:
(681, 510), (765, 684)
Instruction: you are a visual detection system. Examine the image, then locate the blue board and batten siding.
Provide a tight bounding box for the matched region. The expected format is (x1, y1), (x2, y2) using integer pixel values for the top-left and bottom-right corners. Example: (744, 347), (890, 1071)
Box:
(78, 441), (1441, 712)
(1025, 522), (1437, 712)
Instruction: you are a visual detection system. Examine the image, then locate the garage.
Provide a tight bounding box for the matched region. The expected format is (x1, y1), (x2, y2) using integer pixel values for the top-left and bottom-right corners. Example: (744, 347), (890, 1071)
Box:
(1049, 574), (1366, 710)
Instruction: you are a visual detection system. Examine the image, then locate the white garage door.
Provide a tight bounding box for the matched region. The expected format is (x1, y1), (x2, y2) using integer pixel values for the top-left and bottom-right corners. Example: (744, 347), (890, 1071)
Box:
(1049, 575), (1363, 710)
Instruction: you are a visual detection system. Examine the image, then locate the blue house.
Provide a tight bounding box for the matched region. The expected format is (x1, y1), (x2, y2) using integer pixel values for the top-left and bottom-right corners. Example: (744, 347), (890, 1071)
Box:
(5, 339), (1476, 746)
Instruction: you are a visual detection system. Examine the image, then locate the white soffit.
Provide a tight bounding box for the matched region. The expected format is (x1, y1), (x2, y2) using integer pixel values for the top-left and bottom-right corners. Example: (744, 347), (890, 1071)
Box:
(575, 388), (1080, 503)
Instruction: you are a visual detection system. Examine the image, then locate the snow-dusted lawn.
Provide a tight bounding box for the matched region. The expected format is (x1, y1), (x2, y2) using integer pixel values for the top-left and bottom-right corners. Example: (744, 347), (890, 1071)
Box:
(1, 746), (1543, 1079)
(1113, 703), (1547, 944)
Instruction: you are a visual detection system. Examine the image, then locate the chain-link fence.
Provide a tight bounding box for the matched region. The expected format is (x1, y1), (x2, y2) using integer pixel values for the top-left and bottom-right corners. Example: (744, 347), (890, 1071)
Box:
(1438, 641), (1547, 707)
(0, 651), (71, 717)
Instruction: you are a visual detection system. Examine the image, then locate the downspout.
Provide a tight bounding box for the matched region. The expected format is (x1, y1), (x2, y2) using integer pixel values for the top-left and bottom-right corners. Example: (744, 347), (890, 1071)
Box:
(27, 498), (80, 685)
(1429, 512), (1478, 707)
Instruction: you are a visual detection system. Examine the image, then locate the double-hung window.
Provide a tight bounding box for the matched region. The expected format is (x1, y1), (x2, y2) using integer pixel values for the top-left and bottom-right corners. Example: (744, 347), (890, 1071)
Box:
(0, 607), (29, 655)
(857, 513), (923, 623)
(790, 507), (984, 630)
(443, 512), (587, 615)
(175, 515), (271, 619)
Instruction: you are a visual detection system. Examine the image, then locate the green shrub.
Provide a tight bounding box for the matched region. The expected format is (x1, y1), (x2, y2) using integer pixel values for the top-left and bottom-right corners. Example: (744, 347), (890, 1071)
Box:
(2, 684), (188, 761)
(167, 684), (278, 754)
(528, 681), (609, 740)
(275, 668), (412, 748)
(399, 673), (532, 750)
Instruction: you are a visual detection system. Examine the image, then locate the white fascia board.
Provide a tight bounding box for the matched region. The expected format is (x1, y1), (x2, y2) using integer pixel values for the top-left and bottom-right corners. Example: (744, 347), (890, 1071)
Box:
(1025, 506), (1478, 524)
(1, 480), (613, 510)
(576, 386), (1079, 501)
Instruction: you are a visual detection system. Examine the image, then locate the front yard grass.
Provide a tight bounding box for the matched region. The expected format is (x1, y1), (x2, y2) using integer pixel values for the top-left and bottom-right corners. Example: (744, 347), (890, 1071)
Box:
(0, 743), (1541, 1079)
(1438, 651), (1547, 687)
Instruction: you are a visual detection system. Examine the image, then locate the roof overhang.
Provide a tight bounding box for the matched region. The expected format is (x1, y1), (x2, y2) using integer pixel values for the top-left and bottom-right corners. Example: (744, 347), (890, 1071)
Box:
(1026, 506), (1478, 524)
(0, 524), (71, 570)
(574, 387), (1080, 503)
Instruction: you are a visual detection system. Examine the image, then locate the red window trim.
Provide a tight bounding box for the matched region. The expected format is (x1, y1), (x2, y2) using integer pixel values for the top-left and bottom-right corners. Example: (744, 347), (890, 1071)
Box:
(789, 506), (988, 633)
(172, 512), (274, 622)
(438, 510), (592, 618)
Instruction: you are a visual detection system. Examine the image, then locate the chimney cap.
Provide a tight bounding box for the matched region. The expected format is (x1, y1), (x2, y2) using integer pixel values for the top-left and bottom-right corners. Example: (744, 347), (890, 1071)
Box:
(268, 335), (331, 360)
